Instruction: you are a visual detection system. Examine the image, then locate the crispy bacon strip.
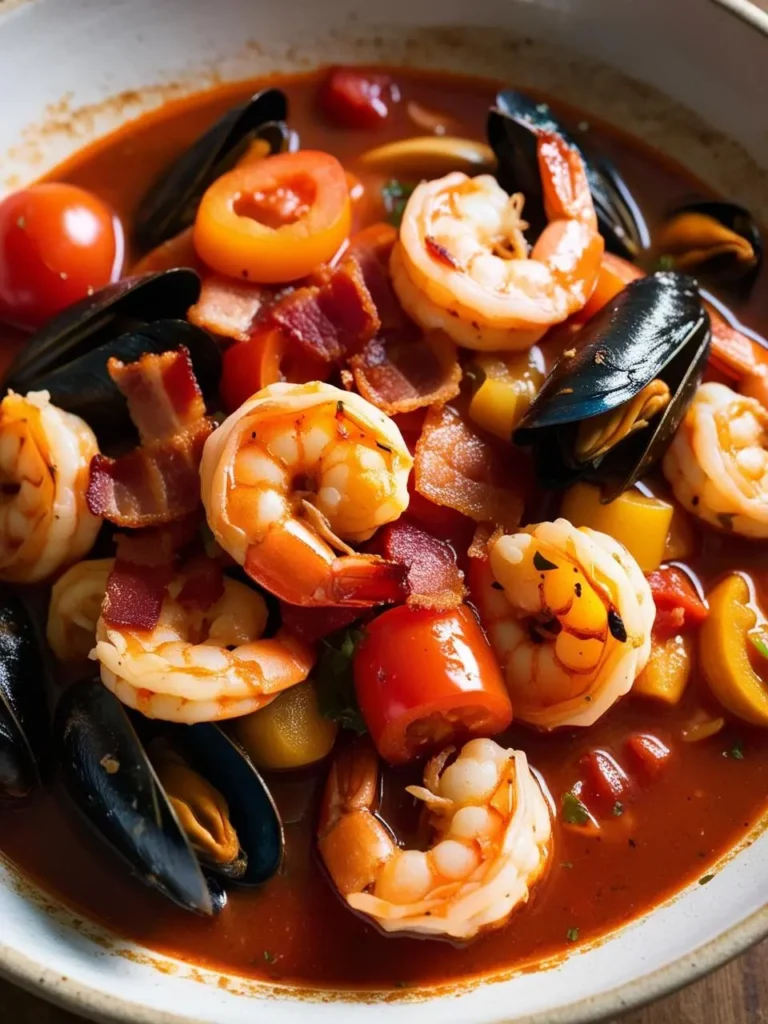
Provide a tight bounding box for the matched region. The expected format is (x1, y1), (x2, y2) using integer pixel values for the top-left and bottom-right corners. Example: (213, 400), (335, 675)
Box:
(87, 348), (213, 528)
(188, 274), (274, 342)
(102, 559), (169, 631)
(414, 404), (526, 530)
(348, 330), (461, 415)
(367, 519), (466, 611)
(113, 515), (201, 568)
(346, 222), (404, 333)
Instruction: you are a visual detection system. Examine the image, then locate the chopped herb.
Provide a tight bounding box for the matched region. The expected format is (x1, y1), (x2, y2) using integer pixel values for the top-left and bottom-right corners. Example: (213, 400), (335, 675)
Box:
(749, 632), (768, 662)
(381, 179), (416, 227)
(560, 861), (574, 869)
(612, 801), (624, 817)
(561, 791), (590, 826)
(607, 608), (627, 643)
(723, 740), (745, 760)
(315, 627), (368, 734)
(574, 582), (582, 597)
(263, 950), (277, 964)
(566, 927), (580, 943)
(699, 874), (715, 886)
(533, 550), (559, 572)
(654, 254), (675, 271)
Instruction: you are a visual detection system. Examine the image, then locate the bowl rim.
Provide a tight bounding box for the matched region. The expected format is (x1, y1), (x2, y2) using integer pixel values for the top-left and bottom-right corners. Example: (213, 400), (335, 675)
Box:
(2, 0), (768, 1021)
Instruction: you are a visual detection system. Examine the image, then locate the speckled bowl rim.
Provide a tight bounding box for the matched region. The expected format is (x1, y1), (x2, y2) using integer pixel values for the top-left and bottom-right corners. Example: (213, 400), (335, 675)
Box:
(1, 0), (768, 1021)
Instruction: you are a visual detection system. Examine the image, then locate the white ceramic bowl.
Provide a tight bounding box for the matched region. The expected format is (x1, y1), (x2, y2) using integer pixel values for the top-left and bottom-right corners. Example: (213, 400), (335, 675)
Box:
(1, 1), (767, 1021)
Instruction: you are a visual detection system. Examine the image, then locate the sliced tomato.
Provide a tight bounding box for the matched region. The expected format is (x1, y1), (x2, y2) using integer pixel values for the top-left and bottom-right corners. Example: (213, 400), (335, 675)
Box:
(319, 68), (398, 129)
(647, 566), (709, 637)
(625, 733), (672, 778)
(579, 749), (631, 808)
(194, 151), (351, 284)
(354, 604), (512, 765)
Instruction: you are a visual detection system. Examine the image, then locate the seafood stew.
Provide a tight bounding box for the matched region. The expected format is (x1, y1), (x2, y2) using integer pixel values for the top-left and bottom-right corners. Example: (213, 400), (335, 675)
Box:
(0, 65), (767, 989)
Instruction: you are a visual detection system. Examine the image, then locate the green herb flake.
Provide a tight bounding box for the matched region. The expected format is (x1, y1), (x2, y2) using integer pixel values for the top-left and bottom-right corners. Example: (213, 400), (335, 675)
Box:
(612, 801), (625, 817)
(533, 550), (559, 572)
(699, 874), (715, 886)
(561, 791), (590, 826)
(749, 632), (768, 662)
(566, 927), (580, 943)
(654, 254), (675, 271)
(315, 627), (368, 734)
(263, 950), (277, 964)
(723, 740), (745, 760)
(382, 179), (416, 227)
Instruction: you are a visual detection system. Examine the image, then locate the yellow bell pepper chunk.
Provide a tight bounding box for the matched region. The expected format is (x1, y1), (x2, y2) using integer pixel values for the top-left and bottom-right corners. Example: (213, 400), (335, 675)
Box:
(664, 505), (697, 561)
(468, 349), (545, 440)
(635, 633), (693, 705)
(231, 681), (338, 770)
(700, 573), (768, 727)
(560, 482), (673, 572)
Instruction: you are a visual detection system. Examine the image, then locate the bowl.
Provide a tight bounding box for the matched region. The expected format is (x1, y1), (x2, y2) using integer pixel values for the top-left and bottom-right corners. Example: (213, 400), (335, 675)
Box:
(1, 0), (767, 1021)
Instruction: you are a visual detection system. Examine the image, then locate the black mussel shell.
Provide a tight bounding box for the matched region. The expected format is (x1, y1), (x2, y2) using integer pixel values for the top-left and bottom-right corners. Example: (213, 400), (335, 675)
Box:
(0, 589), (50, 802)
(135, 88), (289, 251)
(488, 90), (649, 260)
(514, 272), (711, 497)
(655, 199), (762, 290)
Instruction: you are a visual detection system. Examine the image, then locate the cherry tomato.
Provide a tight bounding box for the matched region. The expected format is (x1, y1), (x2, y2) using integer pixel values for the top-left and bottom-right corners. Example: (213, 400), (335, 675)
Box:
(354, 605), (512, 765)
(319, 68), (398, 129)
(194, 151), (351, 284)
(0, 183), (122, 329)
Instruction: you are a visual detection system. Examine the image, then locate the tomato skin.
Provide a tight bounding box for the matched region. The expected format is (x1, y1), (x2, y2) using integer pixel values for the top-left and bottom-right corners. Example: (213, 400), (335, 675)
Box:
(647, 567), (709, 637)
(0, 183), (121, 329)
(354, 604), (512, 765)
(319, 68), (397, 129)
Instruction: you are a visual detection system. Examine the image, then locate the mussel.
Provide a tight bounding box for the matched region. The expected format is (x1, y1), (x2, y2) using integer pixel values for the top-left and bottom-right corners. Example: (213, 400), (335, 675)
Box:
(135, 88), (292, 251)
(488, 89), (650, 260)
(0, 588), (50, 802)
(3, 269), (221, 442)
(514, 272), (711, 499)
(654, 200), (762, 291)
(55, 680), (283, 914)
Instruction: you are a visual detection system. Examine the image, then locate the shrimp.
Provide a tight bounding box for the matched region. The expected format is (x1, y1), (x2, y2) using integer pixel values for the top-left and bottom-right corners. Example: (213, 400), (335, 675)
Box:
(318, 736), (551, 940)
(92, 574), (314, 723)
(470, 519), (654, 729)
(663, 381), (768, 538)
(47, 557), (114, 662)
(200, 381), (413, 607)
(390, 132), (604, 352)
(0, 390), (100, 583)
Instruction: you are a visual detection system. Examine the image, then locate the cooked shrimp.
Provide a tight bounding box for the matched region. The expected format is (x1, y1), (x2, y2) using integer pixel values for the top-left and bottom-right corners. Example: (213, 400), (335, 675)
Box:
(200, 381), (412, 607)
(663, 382), (768, 538)
(92, 574), (314, 723)
(47, 557), (114, 661)
(318, 736), (551, 939)
(471, 519), (654, 729)
(0, 391), (100, 583)
(391, 132), (603, 352)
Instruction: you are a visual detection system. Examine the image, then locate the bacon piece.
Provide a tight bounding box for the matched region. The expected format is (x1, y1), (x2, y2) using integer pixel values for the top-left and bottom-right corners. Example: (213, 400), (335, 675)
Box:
(346, 223), (404, 332)
(188, 274), (273, 342)
(348, 330), (461, 415)
(113, 515), (202, 568)
(367, 519), (466, 611)
(414, 404), (527, 530)
(177, 554), (225, 611)
(87, 348), (213, 528)
(102, 559), (169, 631)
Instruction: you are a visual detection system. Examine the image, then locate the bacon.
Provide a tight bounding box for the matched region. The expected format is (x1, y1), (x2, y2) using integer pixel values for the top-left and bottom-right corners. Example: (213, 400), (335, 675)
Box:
(188, 274), (273, 342)
(367, 519), (466, 611)
(177, 554), (225, 611)
(102, 559), (169, 631)
(348, 330), (461, 415)
(414, 404), (527, 530)
(346, 223), (404, 333)
(113, 515), (201, 567)
(87, 348), (213, 528)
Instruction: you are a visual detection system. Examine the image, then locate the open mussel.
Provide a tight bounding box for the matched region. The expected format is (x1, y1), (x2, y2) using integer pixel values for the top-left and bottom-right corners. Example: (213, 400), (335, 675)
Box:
(0, 588), (50, 802)
(135, 88), (291, 251)
(488, 89), (650, 260)
(654, 200), (762, 291)
(54, 680), (283, 915)
(3, 269), (221, 442)
(514, 272), (711, 500)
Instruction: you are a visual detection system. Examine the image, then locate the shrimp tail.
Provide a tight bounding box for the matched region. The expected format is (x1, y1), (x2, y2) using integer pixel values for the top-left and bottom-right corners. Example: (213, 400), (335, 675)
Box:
(537, 131), (597, 230)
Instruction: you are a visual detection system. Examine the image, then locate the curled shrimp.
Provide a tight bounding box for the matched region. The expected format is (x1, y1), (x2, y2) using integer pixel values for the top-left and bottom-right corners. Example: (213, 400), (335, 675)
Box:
(92, 574), (314, 723)
(47, 557), (114, 662)
(470, 519), (654, 729)
(0, 391), (100, 583)
(390, 132), (603, 352)
(663, 382), (768, 538)
(318, 736), (551, 940)
(200, 381), (412, 607)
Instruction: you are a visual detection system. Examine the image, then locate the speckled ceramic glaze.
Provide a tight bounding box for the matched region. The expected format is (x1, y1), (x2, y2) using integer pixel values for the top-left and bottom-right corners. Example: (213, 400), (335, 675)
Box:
(0, 1), (767, 1021)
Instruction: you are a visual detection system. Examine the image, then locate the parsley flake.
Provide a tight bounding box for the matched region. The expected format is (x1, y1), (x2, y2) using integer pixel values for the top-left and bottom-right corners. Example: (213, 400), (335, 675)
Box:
(381, 179), (415, 227)
(612, 801), (624, 817)
(533, 550), (559, 572)
(263, 950), (277, 964)
(566, 927), (580, 943)
(315, 627), (367, 734)
(723, 740), (745, 760)
(561, 791), (590, 826)
(699, 874), (715, 886)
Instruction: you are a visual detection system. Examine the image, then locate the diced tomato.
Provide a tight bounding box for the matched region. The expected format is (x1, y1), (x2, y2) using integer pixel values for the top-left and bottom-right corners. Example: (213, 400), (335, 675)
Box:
(354, 604), (512, 764)
(647, 567), (709, 637)
(625, 733), (672, 778)
(279, 603), (362, 645)
(319, 68), (398, 129)
(579, 749), (631, 807)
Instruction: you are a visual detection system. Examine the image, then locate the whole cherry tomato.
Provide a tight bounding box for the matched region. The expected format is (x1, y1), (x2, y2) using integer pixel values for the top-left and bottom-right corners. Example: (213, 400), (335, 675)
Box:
(319, 68), (398, 129)
(0, 183), (122, 329)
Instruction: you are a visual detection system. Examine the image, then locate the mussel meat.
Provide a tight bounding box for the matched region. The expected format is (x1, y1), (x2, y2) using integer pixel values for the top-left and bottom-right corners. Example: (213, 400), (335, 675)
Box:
(514, 272), (711, 499)
(55, 680), (283, 914)
(3, 270), (221, 442)
(135, 88), (291, 251)
(488, 89), (650, 261)
(0, 588), (50, 802)
(654, 200), (762, 290)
